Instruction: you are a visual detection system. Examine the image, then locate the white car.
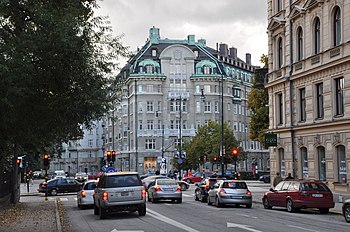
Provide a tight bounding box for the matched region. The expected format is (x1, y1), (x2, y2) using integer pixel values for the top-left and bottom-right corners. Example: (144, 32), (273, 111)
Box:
(77, 180), (97, 209)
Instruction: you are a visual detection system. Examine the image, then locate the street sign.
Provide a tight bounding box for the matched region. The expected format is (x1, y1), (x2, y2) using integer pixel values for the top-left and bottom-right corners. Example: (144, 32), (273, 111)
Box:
(178, 158), (183, 164)
(265, 133), (277, 147)
(102, 165), (108, 171)
(107, 167), (115, 172)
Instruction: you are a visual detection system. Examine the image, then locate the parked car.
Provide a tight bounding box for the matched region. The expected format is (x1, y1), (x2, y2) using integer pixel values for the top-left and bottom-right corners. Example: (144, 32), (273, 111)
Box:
(194, 177), (226, 202)
(38, 177), (82, 196)
(207, 180), (252, 208)
(259, 175), (270, 183)
(77, 180), (97, 209)
(75, 172), (88, 182)
(88, 172), (103, 180)
(342, 199), (350, 223)
(183, 171), (215, 184)
(93, 172), (146, 219)
(147, 178), (182, 203)
(54, 170), (66, 179)
(262, 180), (334, 214)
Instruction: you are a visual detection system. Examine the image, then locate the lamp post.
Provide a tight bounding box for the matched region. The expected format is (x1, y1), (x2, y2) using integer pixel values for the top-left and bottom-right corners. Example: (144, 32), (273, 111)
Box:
(220, 72), (225, 177)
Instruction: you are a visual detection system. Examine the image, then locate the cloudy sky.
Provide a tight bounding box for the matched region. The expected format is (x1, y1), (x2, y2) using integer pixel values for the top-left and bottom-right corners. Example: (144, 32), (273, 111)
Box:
(95, 0), (268, 67)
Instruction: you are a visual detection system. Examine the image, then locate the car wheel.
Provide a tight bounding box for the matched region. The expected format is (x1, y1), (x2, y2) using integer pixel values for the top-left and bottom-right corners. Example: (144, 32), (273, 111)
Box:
(99, 205), (107, 219)
(200, 194), (206, 203)
(147, 194), (151, 202)
(186, 179), (191, 184)
(151, 194), (157, 203)
(263, 197), (272, 209)
(319, 208), (329, 214)
(138, 204), (146, 216)
(344, 204), (350, 223)
(207, 196), (212, 205)
(246, 204), (252, 208)
(177, 198), (182, 203)
(286, 199), (295, 213)
(194, 191), (199, 201)
(215, 197), (222, 208)
(50, 189), (58, 196)
(181, 184), (186, 191)
(264, 178), (270, 183)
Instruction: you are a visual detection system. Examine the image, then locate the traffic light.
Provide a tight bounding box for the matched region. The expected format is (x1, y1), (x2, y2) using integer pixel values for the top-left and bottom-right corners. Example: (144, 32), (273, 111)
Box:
(107, 151), (112, 162)
(111, 151), (116, 162)
(213, 156), (217, 162)
(232, 148), (239, 161)
(43, 154), (49, 168)
(16, 158), (21, 168)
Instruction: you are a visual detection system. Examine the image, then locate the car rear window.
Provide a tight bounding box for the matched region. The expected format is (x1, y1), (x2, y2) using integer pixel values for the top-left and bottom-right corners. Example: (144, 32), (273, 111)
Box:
(84, 182), (97, 190)
(106, 175), (142, 188)
(157, 179), (176, 185)
(301, 182), (330, 192)
(222, 181), (247, 189)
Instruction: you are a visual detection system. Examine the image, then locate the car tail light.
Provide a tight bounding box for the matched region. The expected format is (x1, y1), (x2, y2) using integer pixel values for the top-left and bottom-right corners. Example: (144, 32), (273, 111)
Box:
(176, 186), (181, 192)
(81, 191), (86, 198)
(102, 192), (108, 201)
(155, 186), (163, 192)
(141, 189), (146, 199)
(219, 189), (227, 194)
(246, 190), (251, 195)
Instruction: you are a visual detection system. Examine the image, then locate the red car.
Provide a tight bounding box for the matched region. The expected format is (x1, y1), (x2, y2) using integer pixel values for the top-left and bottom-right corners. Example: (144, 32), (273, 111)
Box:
(262, 180), (334, 214)
(183, 172), (214, 184)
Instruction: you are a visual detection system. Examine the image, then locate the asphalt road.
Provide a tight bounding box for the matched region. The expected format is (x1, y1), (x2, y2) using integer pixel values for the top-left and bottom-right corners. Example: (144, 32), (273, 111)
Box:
(54, 184), (349, 232)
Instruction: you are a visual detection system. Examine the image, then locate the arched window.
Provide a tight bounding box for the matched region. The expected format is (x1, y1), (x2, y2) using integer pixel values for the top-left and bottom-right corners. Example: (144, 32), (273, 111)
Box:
(314, 17), (321, 54)
(333, 6), (341, 46)
(337, 145), (347, 183)
(279, 148), (285, 177)
(297, 27), (303, 61)
(317, 146), (326, 181)
(277, 37), (283, 69)
(301, 147), (308, 179)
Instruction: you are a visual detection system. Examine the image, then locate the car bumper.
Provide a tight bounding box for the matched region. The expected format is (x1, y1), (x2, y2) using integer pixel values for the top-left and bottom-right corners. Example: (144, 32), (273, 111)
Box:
(80, 196), (94, 206)
(293, 200), (334, 209)
(219, 196), (252, 205)
(153, 192), (182, 200)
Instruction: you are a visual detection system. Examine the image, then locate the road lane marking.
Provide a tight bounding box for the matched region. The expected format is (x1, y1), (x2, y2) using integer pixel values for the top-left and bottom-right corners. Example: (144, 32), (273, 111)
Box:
(287, 225), (320, 232)
(182, 193), (193, 198)
(60, 198), (68, 201)
(236, 213), (258, 219)
(227, 222), (262, 232)
(111, 229), (144, 232)
(147, 209), (200, 232)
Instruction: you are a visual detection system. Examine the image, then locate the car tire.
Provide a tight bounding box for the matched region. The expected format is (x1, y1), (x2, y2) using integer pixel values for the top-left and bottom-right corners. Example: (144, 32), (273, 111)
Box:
(215, 197), (222, 208)
(246, 204), (252, 208)
(94, 203), (99, 215)
(50, 189), (58, 196)
(286, 199), (295, 213)
(138, 204), (146, 216)
(344, 204), (350, 223)
(177, 198), (182, 203)
(207, 197), (212, 205)
(194, 191), (199, 201)
(200, 194), (206, 203)
(264, 178), (270, 183)
(99, 205), (107, 219)
(263, 197), (272, 209)
(319, 208), (329, 214)
(151, 194), (157, 203)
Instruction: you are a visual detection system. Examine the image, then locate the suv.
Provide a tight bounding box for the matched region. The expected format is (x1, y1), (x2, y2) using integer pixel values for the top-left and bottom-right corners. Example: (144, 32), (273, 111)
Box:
(93, 172), (146, 219)
(194, 177), (226, 202)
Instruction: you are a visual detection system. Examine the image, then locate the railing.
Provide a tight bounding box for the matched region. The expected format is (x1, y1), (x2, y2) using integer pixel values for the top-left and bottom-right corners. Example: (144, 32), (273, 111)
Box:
(137, 128), (196, 137)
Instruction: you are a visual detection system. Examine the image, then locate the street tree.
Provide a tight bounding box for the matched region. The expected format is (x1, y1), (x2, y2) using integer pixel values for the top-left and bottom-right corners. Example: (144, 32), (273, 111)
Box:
(0, 0), (129, 203)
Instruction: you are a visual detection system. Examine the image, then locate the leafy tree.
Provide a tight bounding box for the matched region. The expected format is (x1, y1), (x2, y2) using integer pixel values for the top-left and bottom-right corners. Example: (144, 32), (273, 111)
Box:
(0, 0), (128, 202)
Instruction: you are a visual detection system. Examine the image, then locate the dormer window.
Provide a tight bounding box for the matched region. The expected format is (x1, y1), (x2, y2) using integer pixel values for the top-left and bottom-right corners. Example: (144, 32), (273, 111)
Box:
(146, 65), (153, 74)
(152, 49), (157, 57)
(203, 66), (210, 74)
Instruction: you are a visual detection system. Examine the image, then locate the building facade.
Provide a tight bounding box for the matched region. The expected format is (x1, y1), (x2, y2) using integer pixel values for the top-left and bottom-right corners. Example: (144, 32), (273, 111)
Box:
(267, 0), (350, 199)
(104, 27), (268, 175)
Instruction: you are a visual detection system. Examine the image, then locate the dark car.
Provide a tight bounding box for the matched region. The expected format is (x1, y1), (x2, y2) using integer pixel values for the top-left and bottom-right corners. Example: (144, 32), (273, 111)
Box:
(38, 178), (82, 196)
(259, 175), (270, 183)
(343, 199), (350, 223)
(194, 177), (226, 202)
(262, 180), (334, 214)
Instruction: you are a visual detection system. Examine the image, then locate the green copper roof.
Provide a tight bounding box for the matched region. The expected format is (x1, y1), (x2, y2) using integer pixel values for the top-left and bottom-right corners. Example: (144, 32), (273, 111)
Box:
(195, 60), (216, 69)
(138, 59), (160, 67)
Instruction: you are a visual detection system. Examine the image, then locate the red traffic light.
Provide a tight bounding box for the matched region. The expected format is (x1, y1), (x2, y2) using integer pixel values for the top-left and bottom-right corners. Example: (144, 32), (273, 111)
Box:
(232, 148), (239, 156)
(111, 151), (116, 162)
(43, 154), (50, 167)
(16, 159), (21, 164)
(44, 154), (49, 159)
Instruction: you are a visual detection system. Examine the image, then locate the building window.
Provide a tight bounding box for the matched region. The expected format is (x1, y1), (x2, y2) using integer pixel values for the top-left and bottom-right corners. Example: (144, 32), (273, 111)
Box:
(204, 102), (211, 112)
(170, 120), (174, 129)
(138, 120), (143, 130)
(196, 101), (200, 113)
(215, 101), (219, 112)
(314, 17), (320, 54)
(146, 65), (153, 74)
(333, 6), (341, 46)
(88, 139), (93, 147)
(203, 66), (211, 74)
(301, 147), (308, 179)
(277, 37), (283, 69)
(318, 146), (326, 181)
(335, 77), (344, 116)
(337, 145), (347, 183)
(299, 88), (306, 122)
(147, 120), (153, 130)
(157, 101), (161, 112)
(152, 49), (157, 57)
(279, 148), (285, 177)
(138, 85), (143, 93)
(277, 93), (283, 125)
(145, 139), (156, 150)
(297, 27), (303, 61)
(316, 83), (324, 119)
(147, 101), (154, 112)
(276, 0), (282, 12)
(204, 85), (210, 93)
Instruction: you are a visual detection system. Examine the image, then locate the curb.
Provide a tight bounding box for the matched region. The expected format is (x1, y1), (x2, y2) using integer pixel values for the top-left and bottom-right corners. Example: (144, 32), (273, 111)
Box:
(55, 198), (62, 232)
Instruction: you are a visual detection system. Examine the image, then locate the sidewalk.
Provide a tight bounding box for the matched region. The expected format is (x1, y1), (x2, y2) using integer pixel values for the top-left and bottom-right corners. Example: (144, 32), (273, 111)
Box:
(0, 180), (62, 232)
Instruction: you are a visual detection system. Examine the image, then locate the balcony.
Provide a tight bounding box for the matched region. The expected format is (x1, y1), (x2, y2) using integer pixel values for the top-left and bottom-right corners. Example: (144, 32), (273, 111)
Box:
(168, 91), (190, 100)
(137, 128), (196, 137)
(232, 95), (242, 103)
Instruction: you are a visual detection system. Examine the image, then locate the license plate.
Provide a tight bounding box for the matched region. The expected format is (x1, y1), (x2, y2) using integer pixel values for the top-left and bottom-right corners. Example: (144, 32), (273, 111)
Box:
(121, 192), (129, 196)
(312, 194), (323, 198)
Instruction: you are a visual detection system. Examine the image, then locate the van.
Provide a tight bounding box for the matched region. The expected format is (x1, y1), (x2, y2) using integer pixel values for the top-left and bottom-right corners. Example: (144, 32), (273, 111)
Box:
(54, 170), (66, 179)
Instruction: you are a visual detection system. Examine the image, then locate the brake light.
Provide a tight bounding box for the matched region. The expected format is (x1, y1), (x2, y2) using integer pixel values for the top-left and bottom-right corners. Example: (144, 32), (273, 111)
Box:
(176, 186), (181, 192)
(102, 192), (108, 201)
(246, 190), (251, 195)
(219, 189), (226, 194)
(81, 191), (86, 197)
(142, 189), (146, 199)
(155, 186), (163, 192)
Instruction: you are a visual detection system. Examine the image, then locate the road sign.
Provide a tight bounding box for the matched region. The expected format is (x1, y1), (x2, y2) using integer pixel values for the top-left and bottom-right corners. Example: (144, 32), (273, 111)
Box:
(102, 165), (108, 171)
(107, 167), (115, 172)
(178, 158), (183, 164)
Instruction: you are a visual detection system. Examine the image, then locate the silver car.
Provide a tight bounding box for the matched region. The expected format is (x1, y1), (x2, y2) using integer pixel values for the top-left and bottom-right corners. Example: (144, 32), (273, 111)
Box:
(147, 179), (182, 203)
(207, 180), (252, 208)
(77, 180), (97, 209)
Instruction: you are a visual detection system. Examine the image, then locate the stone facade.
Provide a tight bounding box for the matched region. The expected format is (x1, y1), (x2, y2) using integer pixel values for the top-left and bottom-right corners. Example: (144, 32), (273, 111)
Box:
(267, 0), (350, 199)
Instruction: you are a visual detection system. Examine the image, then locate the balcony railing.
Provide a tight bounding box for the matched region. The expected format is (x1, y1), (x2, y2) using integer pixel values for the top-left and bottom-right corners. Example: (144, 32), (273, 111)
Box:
(168, 91), (190, 100)
(137, 128), (196, 137)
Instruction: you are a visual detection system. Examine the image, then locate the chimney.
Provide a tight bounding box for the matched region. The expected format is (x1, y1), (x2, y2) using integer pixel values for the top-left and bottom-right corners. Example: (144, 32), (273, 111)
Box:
(149, 26), (160, 44)
(246, 53), (251, 65)
(229, 47), (237, 60)
(188, 35), (195, 45)
(219, 43), (228, 57)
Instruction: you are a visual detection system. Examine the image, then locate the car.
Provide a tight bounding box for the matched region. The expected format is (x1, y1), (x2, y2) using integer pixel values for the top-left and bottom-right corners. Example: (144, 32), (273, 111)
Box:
(93, 172), (146, 219)
(342, 199), (350, 223)
(259, 175), (270, 183)
(177, 180), (190, 191)
(194, 177), (226, 202)
(77, 180), (97, 209)
(88, 172), (103, 180)
(147, 178), (182, 203)
(262, 180), (334, 214)
(38, 177), (82, 196)
(182, 171), (215, 184)
(75, 172), (88, 182)
(142, 175), (170, 189)
(207, 180), (252, 208)
(54, 170), (66, 179)
(140, 172), (155, 180)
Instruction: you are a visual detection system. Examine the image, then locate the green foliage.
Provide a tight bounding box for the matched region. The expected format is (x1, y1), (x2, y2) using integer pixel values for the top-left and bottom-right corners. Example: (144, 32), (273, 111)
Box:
(0, 0), (128, 163)
(260, 54), (268, 68)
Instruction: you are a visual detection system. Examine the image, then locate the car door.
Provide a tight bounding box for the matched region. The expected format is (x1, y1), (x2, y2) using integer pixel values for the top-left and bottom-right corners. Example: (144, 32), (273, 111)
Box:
(268, 181), (284, 206)
(57, 178), (69, 193)
(276, 181), (291, 207)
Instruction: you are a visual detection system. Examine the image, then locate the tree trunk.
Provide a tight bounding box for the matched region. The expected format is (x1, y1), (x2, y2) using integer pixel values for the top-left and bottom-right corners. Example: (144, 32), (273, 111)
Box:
(10, 146), (20, 204)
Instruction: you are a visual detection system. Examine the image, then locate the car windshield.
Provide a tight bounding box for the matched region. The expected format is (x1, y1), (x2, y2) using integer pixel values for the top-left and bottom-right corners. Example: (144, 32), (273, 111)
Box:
(106, 175), (142, 188)
(84, 182), (97, 190)
(301, 182), (330, 192)
(222, 181), (247, 189)
(157, 179), (177, 185)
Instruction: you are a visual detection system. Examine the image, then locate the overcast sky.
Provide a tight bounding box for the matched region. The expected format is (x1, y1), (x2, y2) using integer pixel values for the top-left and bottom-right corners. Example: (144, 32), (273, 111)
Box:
(95, 0), (268, 68)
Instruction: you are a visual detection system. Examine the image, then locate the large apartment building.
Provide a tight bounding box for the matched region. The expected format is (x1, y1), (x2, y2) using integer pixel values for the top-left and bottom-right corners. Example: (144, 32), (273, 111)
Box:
(267, 0), (350, 199)
(104, 27), (269, 175)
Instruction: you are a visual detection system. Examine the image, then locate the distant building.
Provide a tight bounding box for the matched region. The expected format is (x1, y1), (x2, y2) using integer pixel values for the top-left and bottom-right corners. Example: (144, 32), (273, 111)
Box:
(267, 0), (350, 199)
(103, 27), (268, 174)
(50, 120), (104, 174)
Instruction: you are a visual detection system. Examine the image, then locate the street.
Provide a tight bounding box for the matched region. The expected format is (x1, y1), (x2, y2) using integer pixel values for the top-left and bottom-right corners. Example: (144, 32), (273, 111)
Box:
(44, 183), (348, 232)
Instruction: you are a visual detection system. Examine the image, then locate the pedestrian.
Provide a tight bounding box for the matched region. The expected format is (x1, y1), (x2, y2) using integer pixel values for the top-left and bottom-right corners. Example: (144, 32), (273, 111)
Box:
(273, 172), (282, 187)
(173, 170), (178, 180)
(285, 173), (294, 180)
